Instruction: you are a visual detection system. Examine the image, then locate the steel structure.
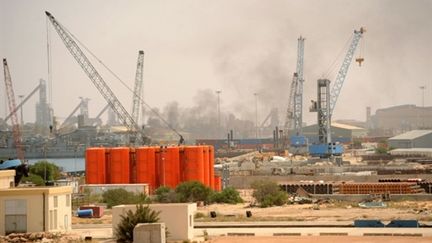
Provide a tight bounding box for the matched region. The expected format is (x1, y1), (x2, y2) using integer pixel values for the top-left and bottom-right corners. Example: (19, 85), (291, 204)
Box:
(293, 36), (305, 135)
(283, 36), (305, 150)
(310, 28), (364, 157)
(284, 72), (299, 135)
(131, 50), (144, 125)
(45, 11), (146, 144)
(2, 59), (24, 160)
(60, 97), (89, 128)
(4, 82), (42, 122)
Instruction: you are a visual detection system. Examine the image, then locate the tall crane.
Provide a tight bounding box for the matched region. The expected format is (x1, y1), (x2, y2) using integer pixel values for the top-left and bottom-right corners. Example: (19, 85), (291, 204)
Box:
(2, 59), (24, 160)
(131, 50), (144, 126)
(293, 36), (305, 135)
(283, 36), (306, 152)
(309, 27), (365, 158)
(45, 11), (147, 144)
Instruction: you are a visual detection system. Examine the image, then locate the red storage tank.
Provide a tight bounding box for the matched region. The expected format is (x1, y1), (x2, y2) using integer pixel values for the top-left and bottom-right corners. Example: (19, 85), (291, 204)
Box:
(85, 147), (106, 184)
(209, 146), (215, 190)
(108, 147), (130, 183)
(214, 175), (222, 191)
(135, 147), (157, 192)
(156, 146), (180, 189)
(202, 146), (210, 187)
(183, 146), (204, 184)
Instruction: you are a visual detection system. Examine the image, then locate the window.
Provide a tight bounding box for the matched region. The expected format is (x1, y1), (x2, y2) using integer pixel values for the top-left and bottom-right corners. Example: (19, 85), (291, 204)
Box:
(64, 215), (69, 230)
(66, 194), (70, 207)
(54, 196), (58, 208)
(54, 210), (58, 229)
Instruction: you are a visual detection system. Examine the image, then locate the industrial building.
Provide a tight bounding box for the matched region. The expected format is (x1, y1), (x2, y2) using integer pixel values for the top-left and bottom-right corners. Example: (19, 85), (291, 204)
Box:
(369, 105), (432, 135)
(388, 130), (432, 149)
(0, 170), (72, 235)
(302, 122), (367, 144)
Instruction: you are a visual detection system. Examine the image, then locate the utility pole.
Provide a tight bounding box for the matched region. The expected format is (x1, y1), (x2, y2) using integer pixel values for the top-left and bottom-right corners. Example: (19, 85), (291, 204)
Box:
(254, 92), (259, 138)
(420, 86), (426, 128)
(216, 90), (221, 138)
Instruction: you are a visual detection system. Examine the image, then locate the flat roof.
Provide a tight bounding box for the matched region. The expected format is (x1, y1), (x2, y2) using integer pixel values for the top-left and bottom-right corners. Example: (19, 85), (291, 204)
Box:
(0, 170), (15, 178)
(389, 130), (432, 140)
(0, 186), (72, 196)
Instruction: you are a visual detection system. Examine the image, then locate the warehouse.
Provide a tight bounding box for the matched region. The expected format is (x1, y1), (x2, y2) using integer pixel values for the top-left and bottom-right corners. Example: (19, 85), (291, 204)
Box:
(302, 122), (367, 144)
(388, 130), (432, 149)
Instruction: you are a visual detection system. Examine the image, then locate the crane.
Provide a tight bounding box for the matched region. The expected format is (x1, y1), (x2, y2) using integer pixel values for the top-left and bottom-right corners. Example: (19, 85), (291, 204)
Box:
(309, 27), (365, 158)
(2, 59), (25, 160)
(45, 11), (148, 144)
(283, 36), (306, 152)
(131, 50), (144, 126)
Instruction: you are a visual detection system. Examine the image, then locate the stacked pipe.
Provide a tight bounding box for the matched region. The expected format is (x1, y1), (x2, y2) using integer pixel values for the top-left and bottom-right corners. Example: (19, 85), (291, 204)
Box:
(85, 145), (219, 193)
(336, 182), (425, 194)
(279, 183), (334, 194)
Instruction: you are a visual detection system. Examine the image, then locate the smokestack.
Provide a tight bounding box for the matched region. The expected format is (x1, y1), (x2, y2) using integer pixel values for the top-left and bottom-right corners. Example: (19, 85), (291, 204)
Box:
(366, 106), (371, 129)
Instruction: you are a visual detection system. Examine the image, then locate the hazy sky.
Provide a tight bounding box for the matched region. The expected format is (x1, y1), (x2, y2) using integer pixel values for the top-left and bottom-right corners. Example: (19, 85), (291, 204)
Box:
(1, 0), (431, 126)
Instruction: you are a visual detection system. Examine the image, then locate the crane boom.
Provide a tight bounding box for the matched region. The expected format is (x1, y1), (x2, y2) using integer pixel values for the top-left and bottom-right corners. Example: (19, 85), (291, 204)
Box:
(45, 11), (144, 144)
(284, 72), (298, 136)
(131, 50), (144, 125)
(293, 36), (305, 135)
(2, 59), (24, 160)
(4, 83), (41, 122)
(329, 28), (364, 115)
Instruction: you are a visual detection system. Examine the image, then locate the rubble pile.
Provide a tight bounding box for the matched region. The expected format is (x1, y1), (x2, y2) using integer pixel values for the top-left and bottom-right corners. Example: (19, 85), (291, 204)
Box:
(0, 232), (80, 243)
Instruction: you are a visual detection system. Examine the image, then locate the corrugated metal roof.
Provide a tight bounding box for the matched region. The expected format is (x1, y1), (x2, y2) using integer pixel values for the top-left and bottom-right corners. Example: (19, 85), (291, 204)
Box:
(331, 122), (365, 130)
(389, 130), (432, 140)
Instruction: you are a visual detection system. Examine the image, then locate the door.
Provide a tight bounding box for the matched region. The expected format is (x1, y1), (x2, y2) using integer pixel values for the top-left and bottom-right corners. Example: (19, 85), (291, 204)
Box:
(5, 199), (27, 234)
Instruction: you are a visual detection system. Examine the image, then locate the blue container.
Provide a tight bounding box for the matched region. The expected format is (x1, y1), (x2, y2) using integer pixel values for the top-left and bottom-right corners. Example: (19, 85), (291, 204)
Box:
(354, 220), (385, 228)
(290, 136), (307, 147)
(77, 209), (93, 218)
(0, 159), (21, 170)
(386, 220), (419, 228)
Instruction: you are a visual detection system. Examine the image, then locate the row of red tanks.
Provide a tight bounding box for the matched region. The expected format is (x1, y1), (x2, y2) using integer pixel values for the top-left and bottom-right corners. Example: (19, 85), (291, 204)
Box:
(85, 145), (221, 192)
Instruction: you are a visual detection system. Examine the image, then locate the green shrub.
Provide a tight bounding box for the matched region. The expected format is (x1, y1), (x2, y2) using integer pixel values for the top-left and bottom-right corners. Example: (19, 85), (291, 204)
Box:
(114, 204), (160, 243)
(154, 186), (178, 203)
(175, 181), (212, 203)
(102, 188), (150, 208)
(20, 174), (45, 186)
(29, 161), (61, 183)
(210, 187), (243, 204)
(251, 180), (288, 207)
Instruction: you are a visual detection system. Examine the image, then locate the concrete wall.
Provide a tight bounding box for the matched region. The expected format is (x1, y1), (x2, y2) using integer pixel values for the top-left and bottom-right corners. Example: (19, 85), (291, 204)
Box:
(0, 186), (72, 235)
(113, 203), (196, 241)
(0, 170), (15, 189)
(133, 223), (166, 243)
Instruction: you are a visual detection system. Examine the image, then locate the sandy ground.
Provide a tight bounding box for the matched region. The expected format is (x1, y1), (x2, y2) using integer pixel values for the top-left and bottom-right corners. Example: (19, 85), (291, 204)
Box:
(195, 200), (432, 223)
(207, 236), (432, 243)
(71, 200), (432, 226)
